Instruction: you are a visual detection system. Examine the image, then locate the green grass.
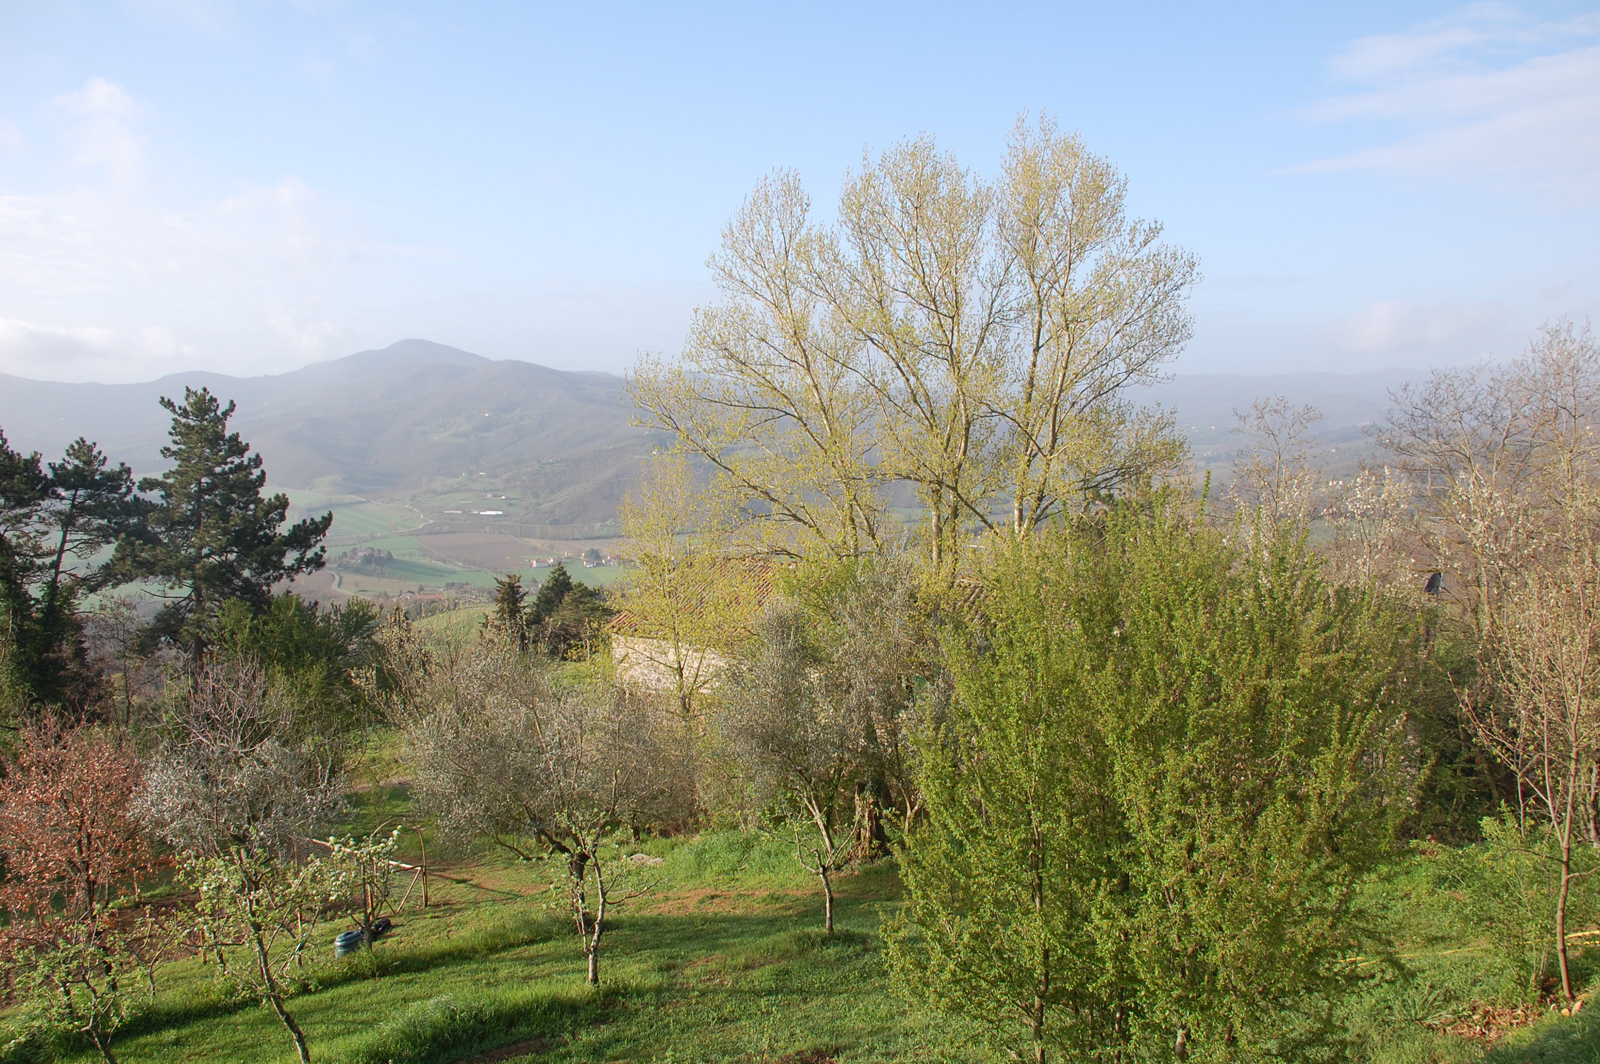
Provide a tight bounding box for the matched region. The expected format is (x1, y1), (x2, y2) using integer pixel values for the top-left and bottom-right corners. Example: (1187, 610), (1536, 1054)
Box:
(281, 491), (422, 540)
(537, 563), (628, 588)
(58, 820), (1600, 1064)
(23, 789), (1600, 1064)
(416, 606), (491, 644)
(324, 503), (423, 539)
(338, 535), (426, 556)
(375, 557), (484, 586)
(37, 832), (987, 1064)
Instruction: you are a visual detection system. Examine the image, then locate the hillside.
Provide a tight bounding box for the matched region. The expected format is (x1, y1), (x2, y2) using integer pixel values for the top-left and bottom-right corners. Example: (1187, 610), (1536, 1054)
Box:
(0, 340), (666, 537)
(0, 342), (1425, 590)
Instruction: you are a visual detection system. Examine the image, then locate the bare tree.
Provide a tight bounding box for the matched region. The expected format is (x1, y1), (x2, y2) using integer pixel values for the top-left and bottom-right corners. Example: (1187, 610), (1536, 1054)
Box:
(405, 644), (681, 983)
(1385, 319), (1600, 1002)
(137, 662), (343, 1063)
(1467, 555), (1600, 1001)
(1229, 395), (1325, 528)
(1380, 321), (1600, 637)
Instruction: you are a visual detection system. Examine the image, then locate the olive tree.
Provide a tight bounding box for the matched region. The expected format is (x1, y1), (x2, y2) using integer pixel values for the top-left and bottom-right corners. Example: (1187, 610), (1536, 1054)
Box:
(719, 559), (932, 930)
(405, 643), (682, 983)
(719, 607), (856, 932)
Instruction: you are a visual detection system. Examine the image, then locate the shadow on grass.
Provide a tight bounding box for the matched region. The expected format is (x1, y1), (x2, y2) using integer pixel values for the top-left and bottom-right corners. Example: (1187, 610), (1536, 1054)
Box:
(328, 985), (612, 1064)
(2, 865), (902, 1064)
(1488, 1003), (1600, 1064)
(0, 912), (567, 1064)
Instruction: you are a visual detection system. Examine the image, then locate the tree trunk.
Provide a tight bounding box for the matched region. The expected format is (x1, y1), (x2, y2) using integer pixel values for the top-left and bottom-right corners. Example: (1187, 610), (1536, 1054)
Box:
(851, 780), (889, 864)
(86, 1027), (119, 1064)
(1558, 838), (1576, 1002)
(251, 924), (309, 1063)
(1031, 961), (1048, 1064)
(819, 868), (834, 934)
(585, 856), (607, 985)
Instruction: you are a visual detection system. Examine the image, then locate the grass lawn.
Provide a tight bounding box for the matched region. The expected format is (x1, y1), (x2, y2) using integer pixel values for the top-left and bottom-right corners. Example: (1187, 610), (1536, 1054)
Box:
(26, 785), (1600, 1064)
(64, 819), (989, 1064)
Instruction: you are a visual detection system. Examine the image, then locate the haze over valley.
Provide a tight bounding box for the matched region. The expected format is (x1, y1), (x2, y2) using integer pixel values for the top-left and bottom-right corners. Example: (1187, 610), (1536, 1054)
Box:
(0, 339), (1408, 597)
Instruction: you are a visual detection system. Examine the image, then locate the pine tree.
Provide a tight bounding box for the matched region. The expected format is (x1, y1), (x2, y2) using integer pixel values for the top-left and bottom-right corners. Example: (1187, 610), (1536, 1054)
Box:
(0, 433), (139, 712)
(108, 388), (331, 655)
(34, 440), (144, 709)
(488, 572), (531, 651)
(529, 563), (574, 625)
(0, 431), (51, 702)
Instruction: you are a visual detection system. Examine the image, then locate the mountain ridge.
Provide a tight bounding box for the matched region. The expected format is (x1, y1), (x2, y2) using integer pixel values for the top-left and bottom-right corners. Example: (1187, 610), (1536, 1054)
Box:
(0, 341), (1422, 534)
(0, 340), (654, 532)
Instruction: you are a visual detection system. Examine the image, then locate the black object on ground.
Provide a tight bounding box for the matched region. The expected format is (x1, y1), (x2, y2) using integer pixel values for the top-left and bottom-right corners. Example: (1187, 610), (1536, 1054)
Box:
(334, 916), (395, 957)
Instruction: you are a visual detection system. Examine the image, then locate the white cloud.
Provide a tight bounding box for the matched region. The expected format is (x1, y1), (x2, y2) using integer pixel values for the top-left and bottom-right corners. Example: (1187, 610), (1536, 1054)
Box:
(1294, 4), (1600, 199)
(1332, 298), (1512, 355)
(0, 318), (118, 363)
(0, 79), (385, 382)
(52, 78), (144, 184)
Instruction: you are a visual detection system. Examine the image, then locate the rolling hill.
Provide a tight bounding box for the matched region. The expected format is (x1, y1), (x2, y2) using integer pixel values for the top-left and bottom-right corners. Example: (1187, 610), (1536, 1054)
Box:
(0, 340), (667, 536)
(0, 341), (1425, 586)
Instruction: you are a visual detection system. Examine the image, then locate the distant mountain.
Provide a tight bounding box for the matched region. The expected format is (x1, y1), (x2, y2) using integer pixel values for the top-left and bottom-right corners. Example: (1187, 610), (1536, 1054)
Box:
(0, 340), (665, 532)
(0, 341), (1427, 535)
(1138, 368), (1418, 477)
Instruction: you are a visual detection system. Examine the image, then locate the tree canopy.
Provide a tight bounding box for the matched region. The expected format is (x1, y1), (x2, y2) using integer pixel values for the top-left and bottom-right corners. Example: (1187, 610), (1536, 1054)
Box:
(107, 388), (331, 655)
(889, 505), (1420, 1062)
(631, 116), (1195, 577)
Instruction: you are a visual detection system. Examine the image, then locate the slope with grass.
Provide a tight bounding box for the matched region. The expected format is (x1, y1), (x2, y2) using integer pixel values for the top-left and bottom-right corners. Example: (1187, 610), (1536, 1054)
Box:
(41, 789), (1600, 1064)
(66, 817), (987, 1064)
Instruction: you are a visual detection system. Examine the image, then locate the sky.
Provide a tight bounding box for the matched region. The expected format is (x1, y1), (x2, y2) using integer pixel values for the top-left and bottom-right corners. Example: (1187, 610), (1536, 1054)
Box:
(1, 1), (1598, 383)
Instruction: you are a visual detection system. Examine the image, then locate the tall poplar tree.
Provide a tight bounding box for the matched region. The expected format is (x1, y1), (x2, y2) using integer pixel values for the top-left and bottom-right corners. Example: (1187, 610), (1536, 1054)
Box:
(631, 116), (1195, 578)
(109, 388), (331, 655)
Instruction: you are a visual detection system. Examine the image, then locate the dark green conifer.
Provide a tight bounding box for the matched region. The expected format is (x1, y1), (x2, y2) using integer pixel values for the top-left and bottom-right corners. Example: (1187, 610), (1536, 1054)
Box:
(489, 572), (531, 651)
(109, 388), (331, 656)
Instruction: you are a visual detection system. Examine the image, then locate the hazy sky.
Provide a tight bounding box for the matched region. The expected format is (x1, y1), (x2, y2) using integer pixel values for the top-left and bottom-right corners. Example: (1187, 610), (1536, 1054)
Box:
(2, 1), (1598, 383)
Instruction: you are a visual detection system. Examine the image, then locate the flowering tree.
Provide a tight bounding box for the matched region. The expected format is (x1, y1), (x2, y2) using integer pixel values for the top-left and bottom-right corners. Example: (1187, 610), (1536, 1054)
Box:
(138, 662), (343, 1063)
(0, 721), (156, 1064)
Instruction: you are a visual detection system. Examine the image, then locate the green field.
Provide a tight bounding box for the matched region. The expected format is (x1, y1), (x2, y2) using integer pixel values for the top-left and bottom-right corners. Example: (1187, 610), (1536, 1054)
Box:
(330, 537), (500, 591)
(532, 563), (628, 588)
(281, 490), (423, 541)
(40, 820), (1600, 1064)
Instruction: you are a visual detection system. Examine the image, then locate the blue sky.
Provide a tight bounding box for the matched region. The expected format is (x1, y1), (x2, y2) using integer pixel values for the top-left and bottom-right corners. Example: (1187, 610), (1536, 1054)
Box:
(1, 1), (1597, 382)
